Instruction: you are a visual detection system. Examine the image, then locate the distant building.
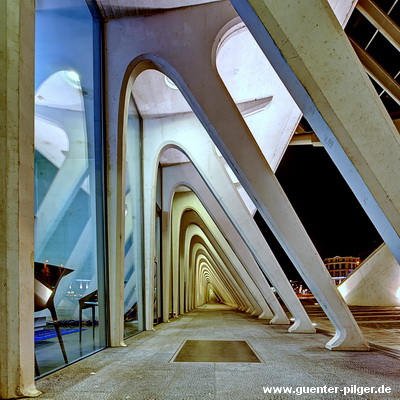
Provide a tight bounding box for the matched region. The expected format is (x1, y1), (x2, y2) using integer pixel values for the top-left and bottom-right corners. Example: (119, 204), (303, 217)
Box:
(324, 256), (360, 285)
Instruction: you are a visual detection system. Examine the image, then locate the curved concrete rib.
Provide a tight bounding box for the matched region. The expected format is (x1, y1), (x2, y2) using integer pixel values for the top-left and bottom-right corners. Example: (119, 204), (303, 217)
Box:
(179, 202), (273, 319)
(163, 165), (289, 325)
(189, 237), (257, 313)
(148, 118), (313, 332)
(194, 249), (241, 309)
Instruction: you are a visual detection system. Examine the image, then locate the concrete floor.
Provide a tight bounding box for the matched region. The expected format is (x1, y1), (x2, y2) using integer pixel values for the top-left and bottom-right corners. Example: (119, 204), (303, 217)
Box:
(31, 303), (400, 400)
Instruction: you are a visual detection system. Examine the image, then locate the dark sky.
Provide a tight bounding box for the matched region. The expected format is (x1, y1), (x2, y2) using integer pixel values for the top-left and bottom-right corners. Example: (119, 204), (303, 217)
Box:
(254, 145), (383, 281)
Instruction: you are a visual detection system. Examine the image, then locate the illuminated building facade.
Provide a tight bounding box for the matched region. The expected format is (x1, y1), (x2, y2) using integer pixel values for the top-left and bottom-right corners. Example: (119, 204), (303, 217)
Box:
(324, 256), (361, 284)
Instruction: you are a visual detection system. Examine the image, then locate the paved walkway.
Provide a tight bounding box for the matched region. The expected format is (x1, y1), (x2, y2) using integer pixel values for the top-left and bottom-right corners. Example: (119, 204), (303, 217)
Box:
(32, 303), (400, 400)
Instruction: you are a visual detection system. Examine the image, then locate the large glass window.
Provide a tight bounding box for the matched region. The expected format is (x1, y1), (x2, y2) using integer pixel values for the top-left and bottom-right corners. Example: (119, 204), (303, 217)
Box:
(34, 0), (106, 376)
(124, 97), (144, 338)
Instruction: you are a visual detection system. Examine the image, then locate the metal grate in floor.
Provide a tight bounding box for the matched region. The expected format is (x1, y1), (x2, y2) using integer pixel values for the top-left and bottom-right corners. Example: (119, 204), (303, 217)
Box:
(171, 340), (262, 363)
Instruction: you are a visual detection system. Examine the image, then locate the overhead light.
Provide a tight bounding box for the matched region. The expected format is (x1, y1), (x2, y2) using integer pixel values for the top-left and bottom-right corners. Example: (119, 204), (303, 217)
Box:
(62, 70), (81, 89)
(164, 75), (178, 90)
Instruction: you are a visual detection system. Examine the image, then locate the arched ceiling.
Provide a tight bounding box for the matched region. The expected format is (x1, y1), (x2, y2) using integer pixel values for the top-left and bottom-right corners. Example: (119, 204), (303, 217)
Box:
(95, 0), (223, 19)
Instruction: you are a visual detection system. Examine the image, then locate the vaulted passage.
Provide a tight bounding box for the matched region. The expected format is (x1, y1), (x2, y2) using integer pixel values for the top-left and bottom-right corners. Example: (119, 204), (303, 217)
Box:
(35, 303), (400, 399)
(3, 0), (400, 397)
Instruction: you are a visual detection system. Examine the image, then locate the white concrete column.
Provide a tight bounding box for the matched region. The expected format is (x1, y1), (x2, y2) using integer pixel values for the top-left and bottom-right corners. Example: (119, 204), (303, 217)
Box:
(161, 169), (173, 322)
(230, 0), (400, 263)
(142, 152), (158, 330)
(0, 0), (41, 397)
(170, 182), (182, 317)
(104, 69), (127, 347)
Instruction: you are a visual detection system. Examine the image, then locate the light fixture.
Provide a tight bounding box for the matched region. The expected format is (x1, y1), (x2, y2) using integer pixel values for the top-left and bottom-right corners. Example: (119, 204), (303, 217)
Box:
(62, 70), (81, 89)
(164, 75), (178, 90)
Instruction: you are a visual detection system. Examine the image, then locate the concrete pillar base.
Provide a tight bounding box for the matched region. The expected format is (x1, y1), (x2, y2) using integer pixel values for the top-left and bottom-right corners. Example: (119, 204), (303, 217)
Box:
(111, 341), (127, 348)
(258, 311), (270, 320)
(325, 333), (370, 351)
(269, 314), (290, 324)
(21, 386), (43, 398)
(288, 319), (317, 334)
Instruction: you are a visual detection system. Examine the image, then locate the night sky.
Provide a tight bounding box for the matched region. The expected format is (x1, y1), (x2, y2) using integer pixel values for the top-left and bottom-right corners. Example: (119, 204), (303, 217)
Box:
(254, 145), (383, 282)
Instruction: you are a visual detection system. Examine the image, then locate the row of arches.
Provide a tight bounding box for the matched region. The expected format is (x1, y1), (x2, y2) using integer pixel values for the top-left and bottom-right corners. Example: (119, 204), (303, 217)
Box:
(107, 3), (368, 352)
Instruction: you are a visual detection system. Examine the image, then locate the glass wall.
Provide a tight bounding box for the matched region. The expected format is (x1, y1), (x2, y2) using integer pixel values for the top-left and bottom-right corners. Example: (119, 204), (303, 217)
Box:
(34, 0), (106, 376)
(124, 96), (144, 338)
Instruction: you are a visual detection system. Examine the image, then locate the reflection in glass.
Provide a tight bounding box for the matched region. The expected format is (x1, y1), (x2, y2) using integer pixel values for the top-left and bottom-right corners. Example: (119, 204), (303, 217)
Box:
(34, 0), (105, 377)
(124, 97), (144, 338)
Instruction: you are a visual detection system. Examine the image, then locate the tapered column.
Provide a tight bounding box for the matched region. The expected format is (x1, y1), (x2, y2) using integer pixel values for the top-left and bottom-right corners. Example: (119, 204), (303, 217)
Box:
(0, 0), (41, 397)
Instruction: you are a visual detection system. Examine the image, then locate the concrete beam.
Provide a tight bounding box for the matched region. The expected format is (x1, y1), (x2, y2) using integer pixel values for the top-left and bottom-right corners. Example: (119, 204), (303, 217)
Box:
(349, 37), (400, 105)
(230, 0), (400, 266)
(356, 0), (400, 52)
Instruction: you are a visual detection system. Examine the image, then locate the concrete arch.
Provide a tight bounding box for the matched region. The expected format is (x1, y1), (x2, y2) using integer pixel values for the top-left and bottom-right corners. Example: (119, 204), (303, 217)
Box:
(189, 236), (254, 312)
(170, 195), (264, 317)
(195, 249), (246, 310)
(160, 149), (309, 331)
(178, 199), (278, 319)
(106, 2), (366, 348)
(164, 179), (287, 322)
(196, 257), (238, 308)
(195, 251), (243, 309)
(184, 198), (287, 323)
(182, 214), (270, 317)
